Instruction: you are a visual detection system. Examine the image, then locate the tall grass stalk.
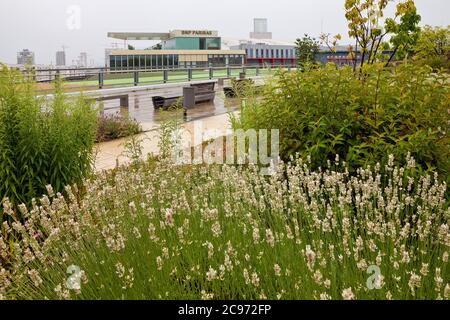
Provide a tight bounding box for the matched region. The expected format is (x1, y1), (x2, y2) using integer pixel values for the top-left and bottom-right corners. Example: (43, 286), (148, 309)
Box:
(0, 66), (97, 221)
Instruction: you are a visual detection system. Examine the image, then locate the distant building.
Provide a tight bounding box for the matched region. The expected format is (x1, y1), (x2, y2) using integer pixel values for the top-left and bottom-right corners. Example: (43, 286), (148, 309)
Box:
(230, 40), (296, 67)
(315, 46), (390, 66)
(17, 49), (35, 65)
(79, 52), (88, 67)
(315, 46), (396, 67)
(107, 30), (245, 70)
(222, 19), (297, 67)
(105, 49), (114, 68)
(56, 51), (66, 66)
(250, 18), (272, 40)
(227, 18), (295, 67)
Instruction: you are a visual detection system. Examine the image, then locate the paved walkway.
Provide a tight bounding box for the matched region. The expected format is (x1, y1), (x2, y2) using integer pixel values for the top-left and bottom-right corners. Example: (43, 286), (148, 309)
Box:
(92, 76), (269, 171)
(94, 111), (237, 171)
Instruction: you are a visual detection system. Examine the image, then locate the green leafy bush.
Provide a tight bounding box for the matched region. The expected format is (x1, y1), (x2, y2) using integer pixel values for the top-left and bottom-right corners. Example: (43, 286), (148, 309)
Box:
(96, 112), (142, 143)
(413, 25), (450, 72)
(233, 63), (450, 182)
(0, 66), (97, 218)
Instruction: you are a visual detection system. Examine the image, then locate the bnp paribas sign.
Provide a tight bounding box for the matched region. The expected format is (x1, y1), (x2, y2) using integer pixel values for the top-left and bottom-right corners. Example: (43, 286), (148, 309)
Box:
(171, 30), (219, 37)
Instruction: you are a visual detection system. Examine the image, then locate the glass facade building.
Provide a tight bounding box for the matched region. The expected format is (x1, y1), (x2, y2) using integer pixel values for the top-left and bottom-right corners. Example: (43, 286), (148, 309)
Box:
(107, 30), (245, 70)
(109, 51), (246, 70)
(231, 43), (297, 67)
(162, 37), (221, 50)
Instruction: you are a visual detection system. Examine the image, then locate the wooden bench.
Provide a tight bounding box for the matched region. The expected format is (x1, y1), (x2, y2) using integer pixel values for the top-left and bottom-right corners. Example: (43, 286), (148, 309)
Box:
(94, 94), (129, 109)
(152, 82), (216, 110)
(152, 94), (183, 109)
(218, 77), (233, 86)
(192, 81), (216, 104)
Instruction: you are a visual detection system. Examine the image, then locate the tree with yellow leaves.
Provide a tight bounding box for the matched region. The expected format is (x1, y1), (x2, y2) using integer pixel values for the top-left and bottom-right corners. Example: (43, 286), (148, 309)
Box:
(344, 0), (421, 69)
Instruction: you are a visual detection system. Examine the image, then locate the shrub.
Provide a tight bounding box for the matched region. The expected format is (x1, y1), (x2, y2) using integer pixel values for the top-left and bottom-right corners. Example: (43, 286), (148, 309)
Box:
(0, 156), (448, 300)
(233, 63), (450, 182)
(413, 25), (450, 72)
(0, 66), (97, 219)
(96, 112), (142, 143)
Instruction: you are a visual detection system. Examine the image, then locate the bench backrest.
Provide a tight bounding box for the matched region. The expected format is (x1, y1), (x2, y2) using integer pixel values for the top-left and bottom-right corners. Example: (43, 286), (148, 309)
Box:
(96, 94), (128, 101)
(191, 82), (215, 93)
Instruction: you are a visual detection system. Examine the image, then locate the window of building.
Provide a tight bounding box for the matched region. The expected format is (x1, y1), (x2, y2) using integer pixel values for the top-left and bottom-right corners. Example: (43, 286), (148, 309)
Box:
(199, 38), (206, 50)
(229, 55), (241, 65)
(206, 38), (221, 50)
(127, 56), (133, 69)
(121, 56), (127, 69)
(110, 56), (116, 69)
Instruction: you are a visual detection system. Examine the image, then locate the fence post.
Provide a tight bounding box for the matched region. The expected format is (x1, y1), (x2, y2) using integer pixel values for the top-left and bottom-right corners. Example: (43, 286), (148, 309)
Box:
(163, 70), (168, 84)
(256, 66), (260, 76)
(227, 66), (231, 77)
(134, 71), (139, 86)
(209, 67), (213, 80)
(188, 68), (192, 81)
(98, 71), (104, 89)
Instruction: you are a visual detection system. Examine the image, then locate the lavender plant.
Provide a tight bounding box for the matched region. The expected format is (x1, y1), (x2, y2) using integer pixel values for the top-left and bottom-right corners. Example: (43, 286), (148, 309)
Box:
(0, 154), (448, 300)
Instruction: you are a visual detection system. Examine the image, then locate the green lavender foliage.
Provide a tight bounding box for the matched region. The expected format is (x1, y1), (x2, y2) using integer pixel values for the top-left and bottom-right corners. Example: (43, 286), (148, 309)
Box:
(0, 66), (97, 218)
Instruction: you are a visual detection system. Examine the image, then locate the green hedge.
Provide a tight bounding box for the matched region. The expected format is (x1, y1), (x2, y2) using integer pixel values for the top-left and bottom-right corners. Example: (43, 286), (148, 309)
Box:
(234, 63), (449, 182)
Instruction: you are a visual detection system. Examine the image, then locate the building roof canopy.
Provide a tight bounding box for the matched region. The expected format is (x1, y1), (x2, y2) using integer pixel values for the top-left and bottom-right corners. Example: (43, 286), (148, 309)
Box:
(107, 32), (170, 41)
(108, 30), (219, 41)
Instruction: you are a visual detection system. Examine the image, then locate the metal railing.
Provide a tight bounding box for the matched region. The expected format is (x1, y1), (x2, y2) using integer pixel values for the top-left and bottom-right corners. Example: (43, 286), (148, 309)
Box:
(19, 64), (297, 93)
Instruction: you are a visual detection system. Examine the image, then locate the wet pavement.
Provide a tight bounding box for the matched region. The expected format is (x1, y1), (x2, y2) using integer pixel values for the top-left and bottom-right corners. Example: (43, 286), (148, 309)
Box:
(100, 87), (241, 132)
(94, 112), (238, 171)
(94, 80), (248, 171)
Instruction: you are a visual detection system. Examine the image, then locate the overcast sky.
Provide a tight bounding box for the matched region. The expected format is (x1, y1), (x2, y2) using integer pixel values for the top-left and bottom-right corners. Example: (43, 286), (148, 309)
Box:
(0, 0), (448, 65)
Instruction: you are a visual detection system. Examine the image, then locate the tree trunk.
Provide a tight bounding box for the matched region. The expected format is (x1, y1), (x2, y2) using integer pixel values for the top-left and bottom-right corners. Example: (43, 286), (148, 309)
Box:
(385, 47), (398, 67)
